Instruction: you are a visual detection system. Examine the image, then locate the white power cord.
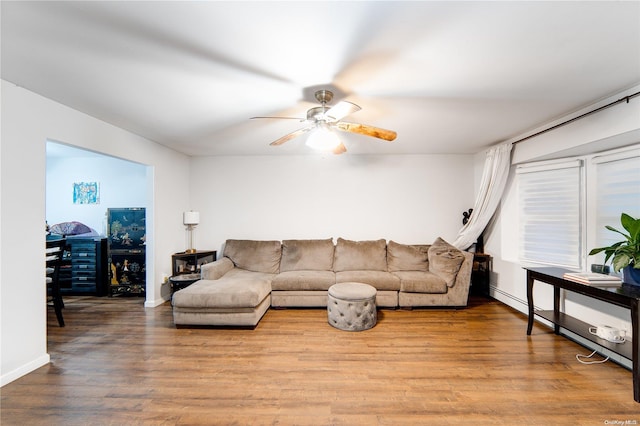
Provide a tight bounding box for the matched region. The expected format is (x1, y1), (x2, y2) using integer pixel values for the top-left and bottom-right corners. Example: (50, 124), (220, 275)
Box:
(576, 350), (609, 365)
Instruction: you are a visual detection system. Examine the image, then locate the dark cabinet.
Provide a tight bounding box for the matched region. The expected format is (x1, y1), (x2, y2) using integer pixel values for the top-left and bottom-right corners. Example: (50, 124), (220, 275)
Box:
(107, 208), (146, 296)
(59, 238), (108, 296)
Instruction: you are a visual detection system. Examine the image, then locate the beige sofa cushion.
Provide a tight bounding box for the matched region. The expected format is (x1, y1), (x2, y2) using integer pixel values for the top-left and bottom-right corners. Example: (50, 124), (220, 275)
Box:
(428, 237), (465, 287)
(336, 270), (400, 291)
(394, 271), (448, 293)
(280, 239), (335, 272)
(223, 239), (282, 274)
(272, 270), (336, 291)
(172, 269), (273, 309)
(333, 238), (387, 272)
(200, 257), (235, 280)
(387, 241), (429, 272)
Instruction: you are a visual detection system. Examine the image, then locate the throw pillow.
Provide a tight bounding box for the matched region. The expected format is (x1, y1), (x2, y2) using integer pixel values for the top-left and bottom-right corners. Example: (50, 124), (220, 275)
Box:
(387, 240), (429, 272)
(427, 237), (465, 287)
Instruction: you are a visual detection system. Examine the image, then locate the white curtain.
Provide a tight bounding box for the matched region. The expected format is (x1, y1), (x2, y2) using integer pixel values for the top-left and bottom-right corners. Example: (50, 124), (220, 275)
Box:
(452, 142), (513, 250)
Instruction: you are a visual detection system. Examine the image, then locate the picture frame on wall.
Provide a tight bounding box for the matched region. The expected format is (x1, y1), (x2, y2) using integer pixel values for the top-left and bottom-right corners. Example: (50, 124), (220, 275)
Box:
(73, 181), (100, 204)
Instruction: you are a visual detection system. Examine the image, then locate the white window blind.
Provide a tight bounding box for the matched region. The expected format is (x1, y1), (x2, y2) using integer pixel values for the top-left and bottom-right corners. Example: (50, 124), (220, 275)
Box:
(517, 160), (583, 268)
(593, 149), (640, 250)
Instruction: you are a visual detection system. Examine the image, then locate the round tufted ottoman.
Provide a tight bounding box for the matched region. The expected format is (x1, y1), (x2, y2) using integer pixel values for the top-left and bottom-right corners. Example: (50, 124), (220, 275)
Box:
(327, 282), (377, 331)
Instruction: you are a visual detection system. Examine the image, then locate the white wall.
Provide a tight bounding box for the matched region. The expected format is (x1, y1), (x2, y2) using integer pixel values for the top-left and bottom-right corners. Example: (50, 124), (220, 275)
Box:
(46, 152), (147, 234)
(0, 80), (190, 386)
(190, 154), (475, 251)
(485, 87), (640, 343)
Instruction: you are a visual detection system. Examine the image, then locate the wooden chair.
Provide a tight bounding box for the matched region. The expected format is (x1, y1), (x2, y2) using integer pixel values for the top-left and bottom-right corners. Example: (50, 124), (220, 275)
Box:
(46, 238), (66, 327)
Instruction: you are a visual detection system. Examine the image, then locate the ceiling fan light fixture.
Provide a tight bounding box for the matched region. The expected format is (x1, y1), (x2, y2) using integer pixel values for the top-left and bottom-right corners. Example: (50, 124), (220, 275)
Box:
(305, 125), (341, 151)
(254, 88), (395, 150)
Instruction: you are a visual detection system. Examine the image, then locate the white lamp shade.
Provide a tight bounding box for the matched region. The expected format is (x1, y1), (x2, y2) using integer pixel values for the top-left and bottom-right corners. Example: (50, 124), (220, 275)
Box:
(183, 211), (200, 225)
(306, 126), (341, 151)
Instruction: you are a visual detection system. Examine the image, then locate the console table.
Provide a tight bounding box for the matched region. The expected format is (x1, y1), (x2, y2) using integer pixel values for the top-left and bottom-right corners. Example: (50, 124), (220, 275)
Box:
(526, 267), (640, 402)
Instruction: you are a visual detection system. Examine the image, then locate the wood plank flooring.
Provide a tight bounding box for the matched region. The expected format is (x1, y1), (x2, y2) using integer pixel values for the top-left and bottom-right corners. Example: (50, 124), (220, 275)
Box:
(1, 296), (639, 425)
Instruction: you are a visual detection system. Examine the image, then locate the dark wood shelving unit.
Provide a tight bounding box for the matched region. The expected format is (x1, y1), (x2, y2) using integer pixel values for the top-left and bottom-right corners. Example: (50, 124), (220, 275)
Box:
(59, 237), (108, 296)
(171, 250), (216, 276)
(535, 310), (632, 360)
(107, 208), (146, 296)
(471, 253), (492, 297)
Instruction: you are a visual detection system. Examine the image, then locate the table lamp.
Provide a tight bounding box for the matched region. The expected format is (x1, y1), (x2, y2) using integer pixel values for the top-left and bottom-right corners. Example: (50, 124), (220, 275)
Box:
(183, 211), (199, 254)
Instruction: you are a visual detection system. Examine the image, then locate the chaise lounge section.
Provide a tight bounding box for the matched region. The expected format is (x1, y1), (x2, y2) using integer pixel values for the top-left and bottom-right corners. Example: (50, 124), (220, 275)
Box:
(172, 237), (473, 327)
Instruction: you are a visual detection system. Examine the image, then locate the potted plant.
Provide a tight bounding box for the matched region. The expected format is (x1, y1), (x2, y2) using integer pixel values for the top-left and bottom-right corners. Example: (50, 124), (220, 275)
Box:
(589, 213), (640, 285)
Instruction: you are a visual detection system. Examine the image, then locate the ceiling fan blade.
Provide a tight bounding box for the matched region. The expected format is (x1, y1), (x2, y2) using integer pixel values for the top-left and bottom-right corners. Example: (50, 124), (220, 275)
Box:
(251, 116), (303, 120)
(269, 126), (314, 146)
(324, 101), (361, 121)
(334, 122), (397, 141)
(333, 142), (347, 155)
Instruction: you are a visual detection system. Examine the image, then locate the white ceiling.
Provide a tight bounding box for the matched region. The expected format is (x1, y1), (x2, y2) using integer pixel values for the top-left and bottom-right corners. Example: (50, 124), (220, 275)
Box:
(2, 1), (640, 156)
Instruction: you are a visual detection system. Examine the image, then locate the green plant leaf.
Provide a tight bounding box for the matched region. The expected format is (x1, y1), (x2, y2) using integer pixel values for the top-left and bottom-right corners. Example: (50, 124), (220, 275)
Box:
(622, 213), (640, 242)
(589, 213), (640, 271)
(621, 213), (636, 231)
(605, 225), (630, 241)
(612, 253), (632, 272)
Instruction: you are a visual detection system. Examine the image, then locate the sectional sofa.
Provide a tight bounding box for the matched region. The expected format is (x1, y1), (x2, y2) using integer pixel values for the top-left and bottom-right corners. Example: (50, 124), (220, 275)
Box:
(172, 237), (474, 327)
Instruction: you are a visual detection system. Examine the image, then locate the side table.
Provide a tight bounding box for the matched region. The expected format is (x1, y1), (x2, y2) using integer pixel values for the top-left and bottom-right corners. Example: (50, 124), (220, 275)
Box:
(471, 253), (492, 296)
(172, 250), (216, 276)
(169, 273), (201, 293)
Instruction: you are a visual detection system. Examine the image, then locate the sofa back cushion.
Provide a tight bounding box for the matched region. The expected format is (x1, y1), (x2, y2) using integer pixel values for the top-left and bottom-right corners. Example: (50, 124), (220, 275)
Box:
(333, 238), (387, 272)
(427, 237), (465, 287)
(280, 239), (335, 272)
(387, 240), (429, 272)
(223, 239), (282, 274)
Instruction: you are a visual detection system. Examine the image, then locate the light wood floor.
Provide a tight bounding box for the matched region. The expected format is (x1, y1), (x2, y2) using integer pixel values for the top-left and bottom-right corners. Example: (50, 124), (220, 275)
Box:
(1, 296), (639, 425)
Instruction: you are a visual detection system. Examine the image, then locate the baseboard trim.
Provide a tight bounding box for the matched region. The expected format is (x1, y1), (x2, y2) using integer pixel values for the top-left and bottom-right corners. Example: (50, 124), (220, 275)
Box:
(144, 296), (169, 308)
(1, 353), (50, 387)
(489, 285), (553, 328)
(490, 285), (528, 314)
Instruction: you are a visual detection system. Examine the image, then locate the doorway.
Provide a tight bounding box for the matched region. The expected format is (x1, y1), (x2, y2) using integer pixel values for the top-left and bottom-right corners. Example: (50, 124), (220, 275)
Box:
(45, 140), (153, 302)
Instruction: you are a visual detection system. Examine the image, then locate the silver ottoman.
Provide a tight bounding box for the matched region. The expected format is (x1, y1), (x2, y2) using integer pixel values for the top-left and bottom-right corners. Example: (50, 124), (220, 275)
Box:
(327, 282), (377, 331)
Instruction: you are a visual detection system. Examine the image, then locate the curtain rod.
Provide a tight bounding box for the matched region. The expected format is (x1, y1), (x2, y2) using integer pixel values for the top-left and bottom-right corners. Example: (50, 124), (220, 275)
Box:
(512, 90), (640, 145)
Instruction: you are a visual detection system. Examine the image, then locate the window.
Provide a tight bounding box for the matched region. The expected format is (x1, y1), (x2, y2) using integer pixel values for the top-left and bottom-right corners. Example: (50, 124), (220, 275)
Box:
(517, 159), (583, 269)
(592, 148), (640, 250)
(517, 144), (640, 271)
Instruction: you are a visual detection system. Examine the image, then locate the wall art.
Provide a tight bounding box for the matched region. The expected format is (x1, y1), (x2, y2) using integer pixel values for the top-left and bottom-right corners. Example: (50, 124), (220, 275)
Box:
(73, 181), (100, 204)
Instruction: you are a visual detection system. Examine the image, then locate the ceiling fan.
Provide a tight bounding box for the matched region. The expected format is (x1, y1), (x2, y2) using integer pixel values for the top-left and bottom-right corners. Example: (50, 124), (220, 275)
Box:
(251, 90), (397, 154)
